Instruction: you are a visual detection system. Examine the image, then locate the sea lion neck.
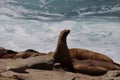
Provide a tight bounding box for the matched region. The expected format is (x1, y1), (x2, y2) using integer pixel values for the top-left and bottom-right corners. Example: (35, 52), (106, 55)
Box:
(56, 29), (70, 49)
(54, 29), (70, 59)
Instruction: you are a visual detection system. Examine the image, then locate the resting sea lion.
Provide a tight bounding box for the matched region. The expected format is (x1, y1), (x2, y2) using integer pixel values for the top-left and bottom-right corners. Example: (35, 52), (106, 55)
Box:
(73, 59), (120, 70)
(53, 29), (75, 72)
(13, 49), (46, 59)
(73, 64), (108, 76)
(72, 59), (120, 75)
(69, 48), (114, 63)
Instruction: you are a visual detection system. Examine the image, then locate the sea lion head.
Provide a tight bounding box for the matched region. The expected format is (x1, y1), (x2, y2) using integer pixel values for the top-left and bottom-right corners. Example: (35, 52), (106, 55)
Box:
(59, 29), (70, 40)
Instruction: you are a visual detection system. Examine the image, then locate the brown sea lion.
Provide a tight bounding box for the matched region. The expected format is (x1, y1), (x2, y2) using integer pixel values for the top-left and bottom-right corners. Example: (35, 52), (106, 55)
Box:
(73, 64), (108, 76)
(72, 59), (120, 75)
(13, 49), (46, 59)
(53, 29), (75, 72)
(73, 59), (120, 70)
(69, 48), (120, 66)
(69, 48), (114, 63)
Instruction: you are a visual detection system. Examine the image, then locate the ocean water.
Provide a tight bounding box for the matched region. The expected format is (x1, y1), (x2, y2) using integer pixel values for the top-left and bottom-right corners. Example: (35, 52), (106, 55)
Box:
(0, 0), (120, 63)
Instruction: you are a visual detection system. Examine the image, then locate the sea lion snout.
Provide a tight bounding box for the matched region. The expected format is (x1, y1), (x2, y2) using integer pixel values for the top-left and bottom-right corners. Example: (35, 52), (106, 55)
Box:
(62, 29), (70, 35)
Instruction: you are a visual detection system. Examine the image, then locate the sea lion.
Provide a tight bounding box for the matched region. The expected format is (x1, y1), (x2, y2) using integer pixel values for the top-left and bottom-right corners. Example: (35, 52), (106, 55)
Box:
(13, 49), (46, 59)
(73, 59), (120, 70)
(69, 48), (114, 63)
(73, 64), (108, 76)
(53, 29), (75, 72)
(72, 59), (120, 75)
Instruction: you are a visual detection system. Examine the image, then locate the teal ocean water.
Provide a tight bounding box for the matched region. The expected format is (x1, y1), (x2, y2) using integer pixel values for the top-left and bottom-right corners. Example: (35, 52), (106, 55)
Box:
(0, 0), (120, 63)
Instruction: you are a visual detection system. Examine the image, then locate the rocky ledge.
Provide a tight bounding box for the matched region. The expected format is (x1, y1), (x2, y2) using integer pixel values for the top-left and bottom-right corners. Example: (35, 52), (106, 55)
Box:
(0, 57), (120, 80)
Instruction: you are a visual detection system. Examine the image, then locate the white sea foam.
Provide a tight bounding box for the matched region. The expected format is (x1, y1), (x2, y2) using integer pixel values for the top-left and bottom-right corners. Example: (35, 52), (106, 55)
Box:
(0, 16), (120, 63)
(0, 0), (120, 63)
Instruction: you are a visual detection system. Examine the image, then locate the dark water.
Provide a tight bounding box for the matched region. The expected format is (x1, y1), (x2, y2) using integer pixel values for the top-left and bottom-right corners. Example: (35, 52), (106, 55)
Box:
(2, 0), (120, 20)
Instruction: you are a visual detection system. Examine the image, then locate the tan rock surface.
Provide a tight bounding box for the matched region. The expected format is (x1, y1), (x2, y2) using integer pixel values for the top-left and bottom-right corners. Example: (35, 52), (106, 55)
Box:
(7, 69), (120, 80)
(0, 54), (120, 80)
(1, 68), (120, 80)
(6, 56), (54, 72)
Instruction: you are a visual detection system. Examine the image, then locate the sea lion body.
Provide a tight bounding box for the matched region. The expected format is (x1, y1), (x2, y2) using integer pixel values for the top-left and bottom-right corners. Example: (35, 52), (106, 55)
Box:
(72, 59), (120, 75)
(73, 64), (108, 76)
(54, 29), (75, 72)
(73, 59), (120, 70)
(69, 48), (113, 63)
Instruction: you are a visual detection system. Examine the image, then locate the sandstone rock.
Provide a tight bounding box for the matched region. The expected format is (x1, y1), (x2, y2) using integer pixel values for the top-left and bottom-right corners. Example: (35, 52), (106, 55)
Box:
(15, 69), (78, 80)
(1, 69), (120, 80)
(0, 59), (14, 72)
(6, 56), (54, 73)
(0, 47), (17, 58)
(14, 69), (120, 80)
(0, 47), (8, 58)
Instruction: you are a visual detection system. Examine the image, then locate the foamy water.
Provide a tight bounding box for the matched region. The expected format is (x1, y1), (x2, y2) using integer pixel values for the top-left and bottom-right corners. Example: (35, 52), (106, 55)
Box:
(0, 0), (120, 63)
